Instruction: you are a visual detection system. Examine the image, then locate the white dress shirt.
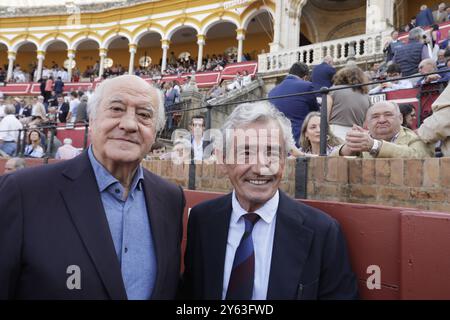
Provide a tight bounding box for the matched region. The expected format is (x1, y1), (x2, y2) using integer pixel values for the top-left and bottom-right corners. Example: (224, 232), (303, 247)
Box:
(192, 137), (204, 161)
(0, 114), (23, 142)
(222, 190), (278, 300)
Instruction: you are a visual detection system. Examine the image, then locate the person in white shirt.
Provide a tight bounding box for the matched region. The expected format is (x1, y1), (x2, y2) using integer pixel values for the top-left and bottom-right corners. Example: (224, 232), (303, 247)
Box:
(369, 64), (413, 94)
(241, 70), (252, 87)
(0, 94), (6, 121)
(189, 115), (206, 162)
(66, 91), (80, 122)
(0, 105), (23, 156)
(55, 138), (81, 160)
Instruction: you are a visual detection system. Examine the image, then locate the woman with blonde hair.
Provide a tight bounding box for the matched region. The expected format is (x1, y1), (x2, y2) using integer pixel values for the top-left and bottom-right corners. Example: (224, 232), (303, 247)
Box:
(299, 112), (343, 156)
(327, 66), (371, 140)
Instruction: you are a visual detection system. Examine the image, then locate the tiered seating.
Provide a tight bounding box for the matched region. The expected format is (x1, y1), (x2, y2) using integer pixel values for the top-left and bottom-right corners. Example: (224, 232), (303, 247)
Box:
(0, 61), (258, 95)
(398, 21), (450, 43)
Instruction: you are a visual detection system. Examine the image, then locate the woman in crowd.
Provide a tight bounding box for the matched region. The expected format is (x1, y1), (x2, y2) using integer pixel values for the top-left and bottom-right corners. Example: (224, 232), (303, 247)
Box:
(298, 112), (343, 156)
(327, 66), (371, 140)
(24, 129), (45, 158)
(399, 104), (417, 130)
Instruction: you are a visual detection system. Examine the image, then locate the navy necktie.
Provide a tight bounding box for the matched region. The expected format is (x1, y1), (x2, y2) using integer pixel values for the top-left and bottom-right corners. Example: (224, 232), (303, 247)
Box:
(226, 213), (260, 300)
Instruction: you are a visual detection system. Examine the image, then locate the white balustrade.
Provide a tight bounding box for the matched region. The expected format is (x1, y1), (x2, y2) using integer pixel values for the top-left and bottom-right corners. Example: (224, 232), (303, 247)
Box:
(258, 33), (385, 73)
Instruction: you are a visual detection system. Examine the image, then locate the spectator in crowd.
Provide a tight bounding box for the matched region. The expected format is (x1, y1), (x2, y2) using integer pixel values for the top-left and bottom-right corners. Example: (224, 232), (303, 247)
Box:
(55, 138), (80, 160)
(437, 49), (448, 68)
(332, 101), (432, 158)
(227, 72), (243, 91)
(0, 93), (5, 121)
(417, 84), (450, 157)
(384, 30), (404, 63)
(45, 128), (62, 158)
(0, 105), (23, 156)
(67, 91), (80, 123)
(189, 115), (207, 162)
(13, 97), (23, 115)
(417, 58), (449, 85)
(54, 76), (64, 95)
(393, 27), (430, 77)
(207, 80), (226, 100)
(182, 101), (358, 300)
(405, 16), (417, 32)
(327, 67), (371, 140)
(55, 95), (69, 123)
(416, 4), (434, 27)
(433, 2), (448, 23)
(24, 129), (45, 158)
(149, 141), (166, 159)
(369, 64), (413, 94)
(269, 62), (319, 146)
(430, 24), (442, 59)
(399, 104), (417, 130)
(39, 76), (46, 97)
(311, 55), (336, 90)
(44, 76), (54, 102)
(75, 95), (89, 123)
(241, 70), (252, 87)
(440, 30), (450, 50)
(3, 157), (26, 174)
(298, 112), (342, 156)
(30, 95), (47, 126)
(164, 82), (180, 131)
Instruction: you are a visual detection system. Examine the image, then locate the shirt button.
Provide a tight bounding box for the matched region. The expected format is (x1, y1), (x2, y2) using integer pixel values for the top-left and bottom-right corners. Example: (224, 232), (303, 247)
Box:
(115, 189), (120, 194)
(124, 247), (128, 253)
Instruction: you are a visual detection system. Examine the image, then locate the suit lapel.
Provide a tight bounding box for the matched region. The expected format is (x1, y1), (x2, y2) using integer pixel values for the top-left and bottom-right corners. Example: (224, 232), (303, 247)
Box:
(203, 194), (233, 299)
(141, 172), (169, 299)
(267, 191), (314, 299)
(59, 152), (127, 300)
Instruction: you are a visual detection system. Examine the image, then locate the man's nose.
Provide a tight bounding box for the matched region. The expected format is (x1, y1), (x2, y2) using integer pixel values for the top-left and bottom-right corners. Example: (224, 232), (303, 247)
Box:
(119, 110), (139, 132)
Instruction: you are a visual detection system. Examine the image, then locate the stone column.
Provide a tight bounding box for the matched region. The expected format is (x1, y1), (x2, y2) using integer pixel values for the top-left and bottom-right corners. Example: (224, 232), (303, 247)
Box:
(99, 48), (108, 78)
(366, 0), (395, 34)
(128, 44), (137, 74)
(6, 51), (16, 82)
(67, 49), (75, 82)
(161, 39), (170, 72)
(35, 50), (45, 82)
(196, 34), (205, 71)
(236, 29), (246, 62)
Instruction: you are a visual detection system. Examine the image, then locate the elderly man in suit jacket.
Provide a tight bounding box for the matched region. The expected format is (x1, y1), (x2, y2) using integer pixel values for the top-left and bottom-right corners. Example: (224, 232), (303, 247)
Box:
(0, 75), (185, 300)
(182, 101), (358, 300)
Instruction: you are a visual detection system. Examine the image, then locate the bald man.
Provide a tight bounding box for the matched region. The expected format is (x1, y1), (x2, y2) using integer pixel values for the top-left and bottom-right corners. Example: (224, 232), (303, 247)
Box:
(332, 101), (433, 158)
(0, 75), (185, 299)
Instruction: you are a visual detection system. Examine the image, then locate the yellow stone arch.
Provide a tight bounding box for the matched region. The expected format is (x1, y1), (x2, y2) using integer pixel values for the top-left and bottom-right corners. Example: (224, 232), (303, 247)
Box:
(200, 11), (241, 35)
(70, 31), (102, 50)
(0, 35), (11, 50)
(39, 33), (71, 51)
(101, 28), (133, 48)
(132, 23), (165, 44)
(164, 17), (201, 40)
(11, 34), (40, 52)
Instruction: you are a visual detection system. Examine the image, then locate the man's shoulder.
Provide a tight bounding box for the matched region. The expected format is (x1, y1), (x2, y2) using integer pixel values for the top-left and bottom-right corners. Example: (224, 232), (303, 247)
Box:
(189, 193), (231, 219)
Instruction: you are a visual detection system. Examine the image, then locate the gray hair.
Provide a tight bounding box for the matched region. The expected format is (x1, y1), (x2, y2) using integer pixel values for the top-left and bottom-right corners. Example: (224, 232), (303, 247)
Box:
(88, 78), (166, 132)
(409, 27), (425, 41)
(4, 105), (15, 115)
(221, 101), (295, 154)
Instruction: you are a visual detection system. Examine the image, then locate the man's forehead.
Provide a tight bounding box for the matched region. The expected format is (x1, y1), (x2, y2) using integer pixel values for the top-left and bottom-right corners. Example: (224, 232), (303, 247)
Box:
(193, 119), (204, 125)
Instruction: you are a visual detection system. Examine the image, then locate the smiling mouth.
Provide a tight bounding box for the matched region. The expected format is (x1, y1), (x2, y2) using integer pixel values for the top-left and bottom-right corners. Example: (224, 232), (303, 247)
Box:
(112, 138), (139, 145)
(247, 179), (272, 185)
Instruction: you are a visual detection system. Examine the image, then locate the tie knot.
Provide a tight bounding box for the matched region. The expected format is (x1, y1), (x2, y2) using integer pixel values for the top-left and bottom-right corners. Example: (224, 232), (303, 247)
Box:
(243, 212), (260, 226)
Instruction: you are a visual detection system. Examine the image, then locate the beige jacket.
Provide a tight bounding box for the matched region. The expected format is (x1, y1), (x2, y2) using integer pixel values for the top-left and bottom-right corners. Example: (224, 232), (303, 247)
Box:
(332, 126), (433, 158)
(418, 85), (450, 157)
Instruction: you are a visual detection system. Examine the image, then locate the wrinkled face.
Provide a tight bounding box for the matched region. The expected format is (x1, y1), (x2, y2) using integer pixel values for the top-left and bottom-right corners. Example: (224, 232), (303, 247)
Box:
(368, 103), (402, 140)
(419, 62), (434, 74)
(89, 77), (159, 167)
(224, 120), (285, 212)
(305, 116), (321, 145)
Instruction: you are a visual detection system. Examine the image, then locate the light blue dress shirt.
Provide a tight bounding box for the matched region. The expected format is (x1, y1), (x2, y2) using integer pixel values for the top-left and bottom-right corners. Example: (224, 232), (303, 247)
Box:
(88, 147), (157, 300)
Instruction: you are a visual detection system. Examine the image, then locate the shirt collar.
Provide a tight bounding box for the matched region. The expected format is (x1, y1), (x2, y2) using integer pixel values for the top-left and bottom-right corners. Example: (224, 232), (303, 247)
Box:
(88, 146), (144, 193)
(231, 190), (279, 225)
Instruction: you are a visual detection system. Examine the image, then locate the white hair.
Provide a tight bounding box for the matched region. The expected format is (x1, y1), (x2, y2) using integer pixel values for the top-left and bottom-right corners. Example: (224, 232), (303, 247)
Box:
(63, 138), (73, 145)
(221, 101), (295, 154)
(88, 77), (166, 132)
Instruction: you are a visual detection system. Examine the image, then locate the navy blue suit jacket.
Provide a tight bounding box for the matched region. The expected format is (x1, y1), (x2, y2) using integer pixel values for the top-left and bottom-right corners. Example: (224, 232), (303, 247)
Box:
(0, 152), (185, 299)
(268, 75), (319, 145)
(311, 62), (336, 90)
(182, 191), (358, 300)
(416, 8), (434, 27)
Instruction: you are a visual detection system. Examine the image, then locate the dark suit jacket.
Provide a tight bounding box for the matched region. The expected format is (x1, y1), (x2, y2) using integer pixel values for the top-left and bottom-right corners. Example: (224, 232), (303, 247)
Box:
(416, 8), (434, 27)
(311, 62), (336, 90)
(57, 102), (70, 123)
(182, 191), (358, 300)
(268, 75), (319, 145)
(0, 152), (185, 299)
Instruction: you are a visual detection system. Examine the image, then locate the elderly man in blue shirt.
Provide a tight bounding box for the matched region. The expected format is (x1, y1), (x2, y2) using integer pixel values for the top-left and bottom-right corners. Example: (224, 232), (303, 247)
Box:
(0, 75), (185, 300)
